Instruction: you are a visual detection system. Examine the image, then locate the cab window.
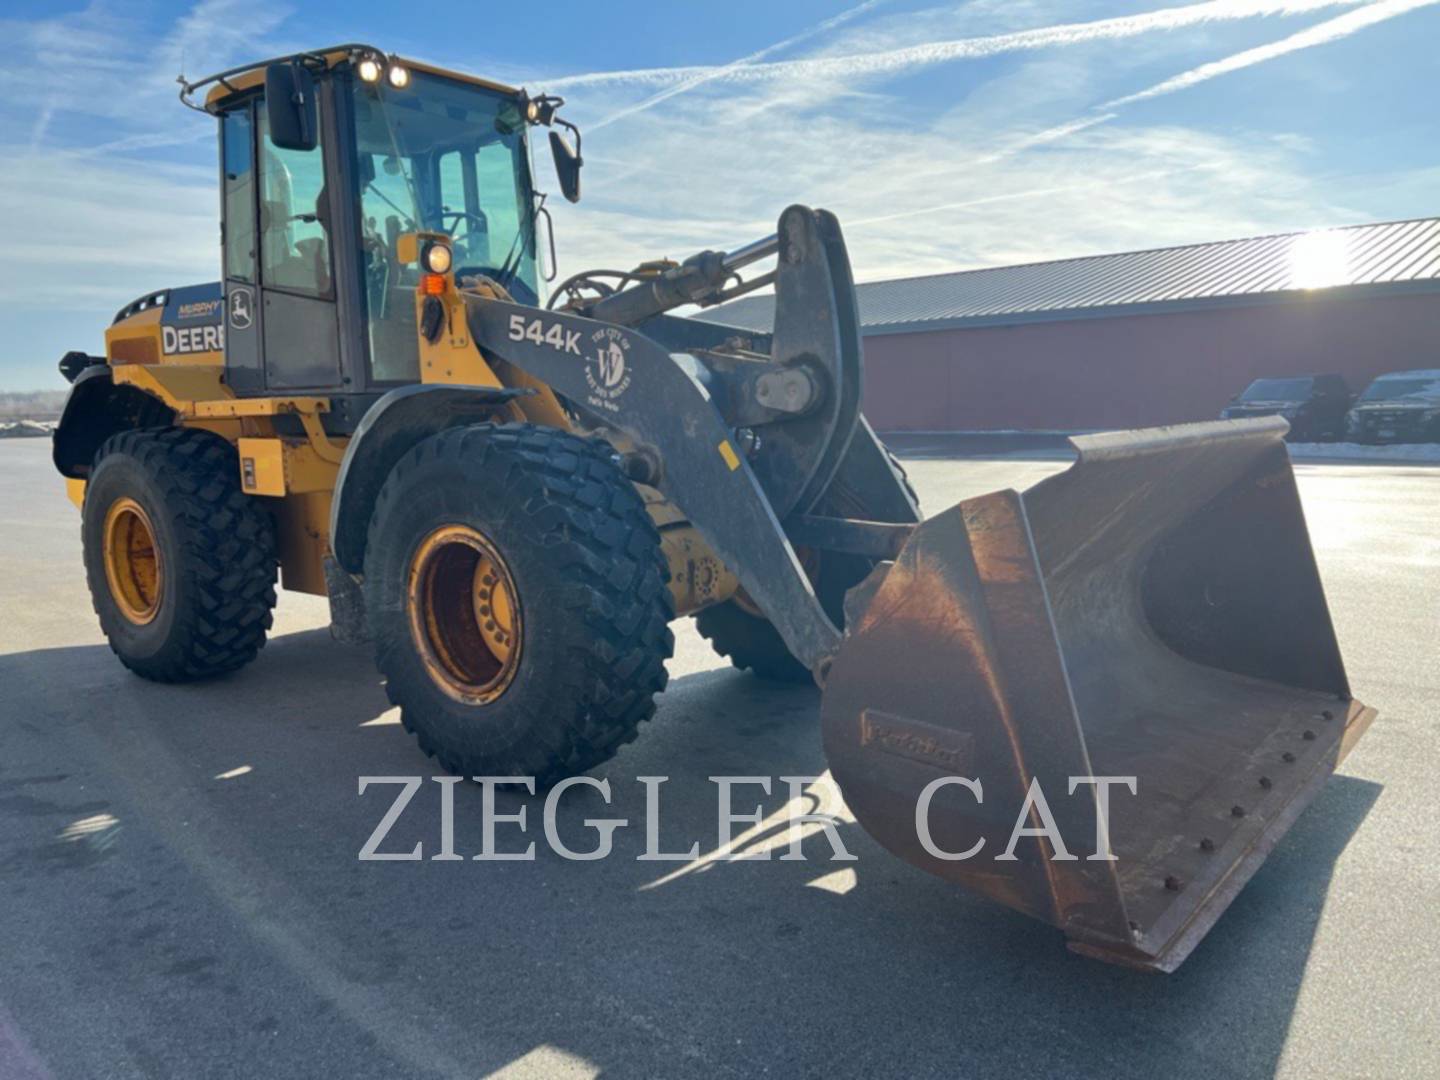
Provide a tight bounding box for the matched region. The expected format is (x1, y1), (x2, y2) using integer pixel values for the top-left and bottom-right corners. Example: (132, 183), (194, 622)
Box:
(258, 106), (332, 297)
(222, 108), (256, 283)
(438, 150), (490, 267)
(474, 140), (534, 288)
(350, 70), (540, 385)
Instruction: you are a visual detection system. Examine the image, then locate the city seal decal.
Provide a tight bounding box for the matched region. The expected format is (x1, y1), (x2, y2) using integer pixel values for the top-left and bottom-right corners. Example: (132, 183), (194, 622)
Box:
(585, 327), (632, 411)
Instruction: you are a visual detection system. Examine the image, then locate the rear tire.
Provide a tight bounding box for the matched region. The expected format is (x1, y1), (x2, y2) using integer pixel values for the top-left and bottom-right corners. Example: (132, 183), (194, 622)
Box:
(364, 424), (674, 784)
(694, 550), (872, 684)
(696, 446), (917, 683)
(82, 427), (278, 682)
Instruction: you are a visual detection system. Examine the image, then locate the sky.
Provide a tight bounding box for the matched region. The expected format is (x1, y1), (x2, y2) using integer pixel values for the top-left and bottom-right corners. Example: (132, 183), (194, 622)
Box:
(0, 0), (1436, 389)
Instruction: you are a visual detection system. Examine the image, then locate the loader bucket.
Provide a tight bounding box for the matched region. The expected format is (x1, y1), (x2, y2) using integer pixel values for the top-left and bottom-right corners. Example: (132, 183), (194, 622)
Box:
(820, 417), (1375, 972)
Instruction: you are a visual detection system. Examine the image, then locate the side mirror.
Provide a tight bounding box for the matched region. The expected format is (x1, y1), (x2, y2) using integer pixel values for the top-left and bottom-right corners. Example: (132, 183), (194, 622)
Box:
(549, 131), (582, 204)
(265, 62), (318, 152)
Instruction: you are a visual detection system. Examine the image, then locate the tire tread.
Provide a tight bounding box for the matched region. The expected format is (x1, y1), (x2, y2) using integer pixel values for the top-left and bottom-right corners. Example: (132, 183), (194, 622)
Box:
(367, 423), (673, 784)
(85, 427), (277, 682)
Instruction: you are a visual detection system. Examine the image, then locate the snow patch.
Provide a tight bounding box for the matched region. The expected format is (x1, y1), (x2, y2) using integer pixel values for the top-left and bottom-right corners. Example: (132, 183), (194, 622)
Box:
(0, 420), (56, 439)
(1288, 441), (1440, 462)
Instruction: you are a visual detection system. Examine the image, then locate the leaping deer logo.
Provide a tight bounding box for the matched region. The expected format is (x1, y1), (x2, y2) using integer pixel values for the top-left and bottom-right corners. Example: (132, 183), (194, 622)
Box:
(228, 288), (253, 330)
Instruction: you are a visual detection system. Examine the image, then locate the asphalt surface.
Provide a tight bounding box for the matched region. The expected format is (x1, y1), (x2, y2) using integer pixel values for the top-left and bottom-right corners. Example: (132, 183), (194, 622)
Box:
(1, 437), (1436, 1079)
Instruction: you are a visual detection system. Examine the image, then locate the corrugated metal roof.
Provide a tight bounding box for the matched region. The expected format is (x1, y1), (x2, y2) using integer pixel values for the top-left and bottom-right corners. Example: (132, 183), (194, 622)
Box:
(699, 217), (1440, 336)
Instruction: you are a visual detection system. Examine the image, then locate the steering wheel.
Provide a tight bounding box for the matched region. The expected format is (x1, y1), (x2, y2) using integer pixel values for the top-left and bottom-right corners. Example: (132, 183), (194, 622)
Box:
(456, 267), (539, 308)
(440, 210), (489, 237)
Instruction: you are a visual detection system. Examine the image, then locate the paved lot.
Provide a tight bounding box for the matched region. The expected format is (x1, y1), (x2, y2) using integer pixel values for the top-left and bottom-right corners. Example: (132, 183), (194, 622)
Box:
(1, 437), (1437, 1079)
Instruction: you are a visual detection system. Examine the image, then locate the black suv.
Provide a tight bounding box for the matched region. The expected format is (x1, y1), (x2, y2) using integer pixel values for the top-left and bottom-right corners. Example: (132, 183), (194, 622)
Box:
(1220, 374), (1353, 441)
(1346, 369), (1440, 444)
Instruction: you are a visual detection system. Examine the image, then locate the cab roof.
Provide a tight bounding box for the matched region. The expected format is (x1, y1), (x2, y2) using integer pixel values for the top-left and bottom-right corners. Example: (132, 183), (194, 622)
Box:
(189, 44), (521, 111)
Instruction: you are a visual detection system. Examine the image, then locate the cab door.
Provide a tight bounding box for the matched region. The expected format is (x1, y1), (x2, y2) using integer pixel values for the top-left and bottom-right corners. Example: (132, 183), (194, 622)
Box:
(256, 100), (342, 389)
(220, 95), (342, 392)
(220, 106), (263, 392)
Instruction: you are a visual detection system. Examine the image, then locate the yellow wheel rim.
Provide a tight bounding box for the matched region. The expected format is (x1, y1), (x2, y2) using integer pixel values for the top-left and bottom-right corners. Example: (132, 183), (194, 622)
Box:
(103, 497), (163, 625)
(407, 525), (523, 705)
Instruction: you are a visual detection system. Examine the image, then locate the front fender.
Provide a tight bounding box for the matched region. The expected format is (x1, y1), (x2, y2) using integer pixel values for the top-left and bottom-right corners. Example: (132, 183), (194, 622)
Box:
(329, 383), (531, 574)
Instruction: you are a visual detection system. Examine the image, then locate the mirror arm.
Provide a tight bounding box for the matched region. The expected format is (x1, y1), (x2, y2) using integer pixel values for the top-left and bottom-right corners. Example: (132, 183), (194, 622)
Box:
(555, 117), (583, 164)
(290, 61), (314, 147)
(536, 202), (559, 283)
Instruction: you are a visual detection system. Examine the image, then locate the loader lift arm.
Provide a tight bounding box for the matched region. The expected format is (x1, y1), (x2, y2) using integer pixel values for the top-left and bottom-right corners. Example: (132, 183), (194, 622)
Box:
(467, 205), (904, 675)
(464, 307), (845, 669)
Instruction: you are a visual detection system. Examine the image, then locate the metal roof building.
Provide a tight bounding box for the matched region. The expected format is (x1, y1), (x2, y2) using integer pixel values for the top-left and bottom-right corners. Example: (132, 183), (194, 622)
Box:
(703, 217), (1440, 432)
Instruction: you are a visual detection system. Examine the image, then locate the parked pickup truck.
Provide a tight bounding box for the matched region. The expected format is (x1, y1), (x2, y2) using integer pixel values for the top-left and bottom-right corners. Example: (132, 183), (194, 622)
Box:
(1220, 374), (1352, 441)
(1345, 369), (1440, 444)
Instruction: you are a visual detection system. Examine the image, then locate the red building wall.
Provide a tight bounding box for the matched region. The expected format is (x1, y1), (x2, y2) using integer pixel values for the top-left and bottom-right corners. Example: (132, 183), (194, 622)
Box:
(860, 289), (1440, 431)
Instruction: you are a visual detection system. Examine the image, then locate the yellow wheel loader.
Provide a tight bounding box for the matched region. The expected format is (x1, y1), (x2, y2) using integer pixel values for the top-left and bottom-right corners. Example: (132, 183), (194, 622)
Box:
(52, 44), (1375, 972)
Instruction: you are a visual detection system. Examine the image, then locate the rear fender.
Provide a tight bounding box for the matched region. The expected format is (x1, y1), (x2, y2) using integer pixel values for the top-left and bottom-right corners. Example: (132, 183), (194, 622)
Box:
(53, 366), (177, 478)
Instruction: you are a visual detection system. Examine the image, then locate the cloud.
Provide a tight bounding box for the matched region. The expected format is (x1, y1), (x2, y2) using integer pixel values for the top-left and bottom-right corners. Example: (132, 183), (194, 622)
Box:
(0, 147), (219, 308)
(541, 68), (1373, 292)
(1105, 0), (1440, 105)
(0, 0), (298, 384)
(1, 0), (1435, 390)
(844, 122), (1148, 230)
(539, 0), (1368, 93)
(0, 0), (293, 142)
(589, 0), (891, 130)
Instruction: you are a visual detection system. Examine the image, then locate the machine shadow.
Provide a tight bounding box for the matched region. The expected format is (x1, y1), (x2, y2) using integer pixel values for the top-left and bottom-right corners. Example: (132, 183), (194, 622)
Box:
(562, 667), (1384, 1079)
(0, 632), (1381, 1079)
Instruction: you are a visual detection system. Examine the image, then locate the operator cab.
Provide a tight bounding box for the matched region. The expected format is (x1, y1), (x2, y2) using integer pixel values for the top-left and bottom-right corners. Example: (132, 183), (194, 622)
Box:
(186, 45), (581, 429)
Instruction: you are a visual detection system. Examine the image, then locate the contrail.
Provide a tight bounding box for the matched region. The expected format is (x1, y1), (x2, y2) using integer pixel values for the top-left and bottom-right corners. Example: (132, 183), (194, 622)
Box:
(27, 104), (54, 153)
(590, 0), (890, 130)
(849, 0), (1440, 234)
(1105, 0), (1440, 105)
(972, 114), (1120, 166)
(540, 0), (1367, 92)
(869, 113), (1122, 197)
(845, 163), (1211, 229)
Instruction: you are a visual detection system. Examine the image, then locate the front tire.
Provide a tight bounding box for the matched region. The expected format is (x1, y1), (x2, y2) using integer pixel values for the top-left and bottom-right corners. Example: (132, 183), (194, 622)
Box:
(82, 428), (278, 682)
(364, 424), (674, 784)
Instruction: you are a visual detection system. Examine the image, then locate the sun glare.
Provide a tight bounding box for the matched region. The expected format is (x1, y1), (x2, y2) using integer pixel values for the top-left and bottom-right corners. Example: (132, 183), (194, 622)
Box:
(1289, 230), (1352, 289)
(59, 814), (119, 842)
